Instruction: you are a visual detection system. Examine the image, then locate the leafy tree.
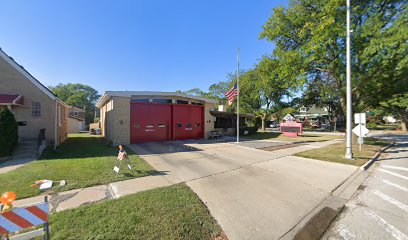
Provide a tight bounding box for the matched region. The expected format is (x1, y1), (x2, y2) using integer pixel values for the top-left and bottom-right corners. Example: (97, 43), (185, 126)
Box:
(379, 93), (408, 132)
(260, 0), (407, 123)
(224, 56), (294, 131)
(49, 83), (100, 125)
(274, 107), (297, 121)
(0, 108), (18, 157)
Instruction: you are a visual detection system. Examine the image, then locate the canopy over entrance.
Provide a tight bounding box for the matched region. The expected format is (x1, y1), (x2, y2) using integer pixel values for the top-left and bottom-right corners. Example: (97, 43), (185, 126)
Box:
(0, 94), (24, 106)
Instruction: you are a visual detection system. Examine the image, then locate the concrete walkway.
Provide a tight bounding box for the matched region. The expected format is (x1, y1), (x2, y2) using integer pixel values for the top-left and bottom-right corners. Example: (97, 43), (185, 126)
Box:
(0, 157), (35, 174)
(13, 174), (172, 213)
(0, 140), (38, 174)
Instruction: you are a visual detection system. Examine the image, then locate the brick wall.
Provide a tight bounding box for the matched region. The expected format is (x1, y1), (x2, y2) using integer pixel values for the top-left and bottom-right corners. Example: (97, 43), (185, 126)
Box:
(0, 55), (57, 144)
(110, 97), (130, 145)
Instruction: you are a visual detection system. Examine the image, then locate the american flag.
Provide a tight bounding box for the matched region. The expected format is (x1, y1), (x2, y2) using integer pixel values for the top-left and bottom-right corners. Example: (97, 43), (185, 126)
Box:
(225, 83), (238, 106)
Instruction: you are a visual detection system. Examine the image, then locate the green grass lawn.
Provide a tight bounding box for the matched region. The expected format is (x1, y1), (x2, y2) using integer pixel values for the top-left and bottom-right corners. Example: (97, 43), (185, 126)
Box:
(367, 123), (400, 131)
(0, 133), (154, 199)
(244, 132), (342, 142)
(49, 184), (222, 240)
(294, 138), (390, 166)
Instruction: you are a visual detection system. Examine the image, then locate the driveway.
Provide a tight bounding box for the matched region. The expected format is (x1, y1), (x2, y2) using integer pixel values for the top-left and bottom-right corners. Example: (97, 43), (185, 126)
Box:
(129, 139), (357, 240)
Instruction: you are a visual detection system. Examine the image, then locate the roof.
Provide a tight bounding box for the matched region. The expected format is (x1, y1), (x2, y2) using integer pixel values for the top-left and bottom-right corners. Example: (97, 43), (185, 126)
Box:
(0, 48), (57, 100)
(297, 106), (328, 115)
(210, 110), (254, 118)
(96, 91), (218, 108)
(69, 106), (85, 112)
(68, 115), (85, 121)
(0, 94), (24, 105)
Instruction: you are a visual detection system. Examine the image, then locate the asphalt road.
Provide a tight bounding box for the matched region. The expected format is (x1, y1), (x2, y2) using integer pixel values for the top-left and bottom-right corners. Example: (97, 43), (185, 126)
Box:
(322, 133), (408, 240)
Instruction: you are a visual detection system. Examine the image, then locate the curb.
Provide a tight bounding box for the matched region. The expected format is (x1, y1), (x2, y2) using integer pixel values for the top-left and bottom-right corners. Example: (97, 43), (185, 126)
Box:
(360, 142), (395, 171)
(283, 142), (397, 240)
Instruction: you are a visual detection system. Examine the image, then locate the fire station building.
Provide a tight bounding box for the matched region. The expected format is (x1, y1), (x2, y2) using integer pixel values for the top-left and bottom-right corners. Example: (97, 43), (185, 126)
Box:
(96, 91), (217, 145)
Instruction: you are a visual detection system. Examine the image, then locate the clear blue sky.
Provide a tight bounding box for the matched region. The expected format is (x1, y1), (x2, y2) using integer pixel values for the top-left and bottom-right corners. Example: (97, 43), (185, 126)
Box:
(0, 0), (288, 94)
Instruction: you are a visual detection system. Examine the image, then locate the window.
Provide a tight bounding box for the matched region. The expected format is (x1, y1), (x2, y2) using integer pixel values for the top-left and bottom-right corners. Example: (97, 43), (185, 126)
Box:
(191, 102), (204, 106)
(74, 111), (79, 116)
(186, 123), (192, 128)
(175, 123), (182, 127)
(131, 99), (149, 103)
(58, 106), (62, 126)
(176, 100), (188, 104)
(32, 102), (41, 117)
(300, 107), (307, 113)
(153, 99), (172, 104)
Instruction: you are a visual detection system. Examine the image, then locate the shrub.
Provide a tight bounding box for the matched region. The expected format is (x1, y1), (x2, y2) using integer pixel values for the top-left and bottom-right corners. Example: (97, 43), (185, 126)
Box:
(0, 108), (18, 157)
(240, 126), (259, 135)
(366, 122), (377, 129)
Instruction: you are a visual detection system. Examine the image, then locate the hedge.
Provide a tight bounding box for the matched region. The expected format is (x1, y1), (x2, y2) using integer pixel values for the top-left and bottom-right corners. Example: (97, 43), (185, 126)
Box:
(240, 126), (259, 135)
(0, 108), (18, 157)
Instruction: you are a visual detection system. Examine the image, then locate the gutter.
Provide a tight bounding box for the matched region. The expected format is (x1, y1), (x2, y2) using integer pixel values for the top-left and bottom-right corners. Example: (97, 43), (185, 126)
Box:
(54, 101), (58, 150)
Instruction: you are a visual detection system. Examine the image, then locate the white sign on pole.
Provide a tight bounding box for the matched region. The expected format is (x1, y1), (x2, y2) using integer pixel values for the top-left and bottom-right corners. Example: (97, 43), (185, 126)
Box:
(352, 124), (369, 137)
(353, 123), (369, 151)
(354, 113), (366, 125)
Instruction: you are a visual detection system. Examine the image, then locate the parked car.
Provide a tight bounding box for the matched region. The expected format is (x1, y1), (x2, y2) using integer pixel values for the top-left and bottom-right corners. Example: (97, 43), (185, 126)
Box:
(269, 121), (280, 128)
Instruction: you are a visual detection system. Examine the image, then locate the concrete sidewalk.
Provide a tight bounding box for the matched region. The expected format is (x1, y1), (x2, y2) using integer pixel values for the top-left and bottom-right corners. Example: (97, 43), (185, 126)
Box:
(0, 157), (35, 174)
(13, 174), (173, 213)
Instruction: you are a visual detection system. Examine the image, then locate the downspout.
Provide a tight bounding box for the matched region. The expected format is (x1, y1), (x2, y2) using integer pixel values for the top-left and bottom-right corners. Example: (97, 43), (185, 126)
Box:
(54, 101), (58, 150)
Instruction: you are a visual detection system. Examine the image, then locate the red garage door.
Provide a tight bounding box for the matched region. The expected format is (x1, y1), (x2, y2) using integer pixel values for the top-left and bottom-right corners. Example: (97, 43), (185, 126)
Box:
(130, 103), (204, 143)
(173, 105), (204, 140)
(130, 103), (172, 143)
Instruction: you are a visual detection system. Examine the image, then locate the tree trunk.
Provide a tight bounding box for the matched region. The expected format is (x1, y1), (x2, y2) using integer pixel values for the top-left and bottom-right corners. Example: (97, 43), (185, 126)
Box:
(261, 116), (266, 132)
(401, 122), (407, 132)
(401, 110), (408, 132)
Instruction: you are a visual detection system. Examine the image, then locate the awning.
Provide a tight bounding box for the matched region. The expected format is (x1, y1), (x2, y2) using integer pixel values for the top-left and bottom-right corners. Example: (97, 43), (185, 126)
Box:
(210, 110), (254, 118)
(0, 94), (24, 105)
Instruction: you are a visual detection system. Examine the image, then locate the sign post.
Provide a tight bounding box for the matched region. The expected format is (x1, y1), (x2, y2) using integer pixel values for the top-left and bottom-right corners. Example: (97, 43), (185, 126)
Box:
(353, 113), (369, 151)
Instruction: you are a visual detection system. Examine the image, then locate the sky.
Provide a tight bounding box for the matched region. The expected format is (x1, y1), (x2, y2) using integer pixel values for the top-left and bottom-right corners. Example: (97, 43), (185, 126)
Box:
(0, 0), (289, 94)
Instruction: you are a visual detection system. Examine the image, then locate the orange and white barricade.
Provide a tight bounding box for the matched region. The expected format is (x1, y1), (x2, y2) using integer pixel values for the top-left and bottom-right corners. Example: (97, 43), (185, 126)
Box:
(0, 196), (50, 240)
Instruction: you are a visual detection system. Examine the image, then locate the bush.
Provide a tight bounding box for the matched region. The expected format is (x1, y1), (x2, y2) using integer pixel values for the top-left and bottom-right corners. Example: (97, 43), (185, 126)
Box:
(240, 126), (259, 135)
(0, 108), (18, 157)
(366, 122), (377, 129)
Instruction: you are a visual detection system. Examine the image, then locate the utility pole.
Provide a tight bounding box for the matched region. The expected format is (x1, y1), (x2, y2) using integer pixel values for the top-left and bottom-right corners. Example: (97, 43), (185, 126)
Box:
(345, 0), (353, 159)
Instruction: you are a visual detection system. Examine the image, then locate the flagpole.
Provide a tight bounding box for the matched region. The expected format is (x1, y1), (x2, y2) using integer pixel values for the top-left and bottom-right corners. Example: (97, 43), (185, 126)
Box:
(237, 48), (240, 143)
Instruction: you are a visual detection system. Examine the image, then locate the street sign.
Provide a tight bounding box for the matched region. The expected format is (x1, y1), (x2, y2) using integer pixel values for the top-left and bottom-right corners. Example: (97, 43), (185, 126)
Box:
(354, 113), (366, 125)
(352, 124), (369, 137)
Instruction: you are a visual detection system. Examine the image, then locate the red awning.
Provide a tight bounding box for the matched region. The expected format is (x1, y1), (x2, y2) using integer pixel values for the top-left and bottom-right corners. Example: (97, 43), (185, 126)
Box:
(0, 94), (24, 105)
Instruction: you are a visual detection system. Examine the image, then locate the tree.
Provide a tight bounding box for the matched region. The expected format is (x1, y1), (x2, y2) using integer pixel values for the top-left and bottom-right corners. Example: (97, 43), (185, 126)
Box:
(0, 108), (18, 157)
(224, 56), (295, 131)
(49, 83), (100, 125)
(260, 0), (407, 123)
(380, 93), (408, 132)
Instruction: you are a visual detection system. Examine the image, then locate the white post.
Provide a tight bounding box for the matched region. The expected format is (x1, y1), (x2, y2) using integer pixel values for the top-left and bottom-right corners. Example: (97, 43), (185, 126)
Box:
(345, 0), (353, 159)
(359, 124), (362, 151)
(237, 48), (240, 143)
